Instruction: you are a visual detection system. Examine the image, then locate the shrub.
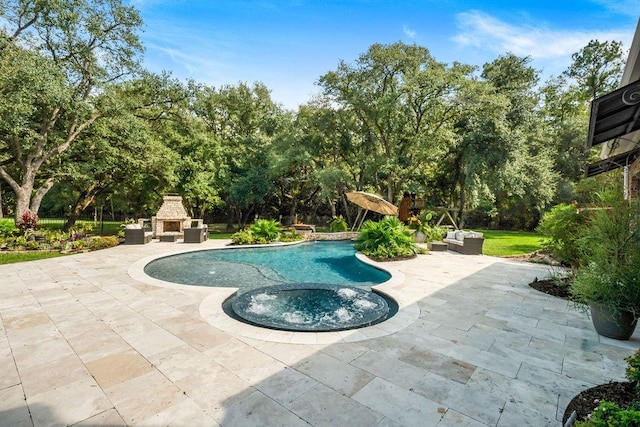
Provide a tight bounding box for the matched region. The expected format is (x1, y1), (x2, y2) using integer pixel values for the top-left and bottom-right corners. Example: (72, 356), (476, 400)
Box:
(329, 215), (349, 232)
(231, 229), (254, 245)
(5, 235), (28, 250)
(354, 216), (417, 259)
(279, 229), (304, 242)
(537, 203), (583, 266)
(23, 240), (41, 250)
(626, 350), (640, 387)
(571, 192), (640, 318)
(88, 236), (119, 250)
(70, 239), (87, 250)
(68, 228), (87, 242)
(44, 230), (67, 248)
(0, 219), (18, 237)
(575, 401), (640, 426)
(17, 210), (38, 232)
(423, 225), (448, 242)
(250, 219), (280, 243)
(80, 222), (94, 233)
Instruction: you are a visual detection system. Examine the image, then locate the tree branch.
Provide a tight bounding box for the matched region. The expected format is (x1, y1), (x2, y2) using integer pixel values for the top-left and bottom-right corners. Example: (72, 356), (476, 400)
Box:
(0, 166), (21, 194)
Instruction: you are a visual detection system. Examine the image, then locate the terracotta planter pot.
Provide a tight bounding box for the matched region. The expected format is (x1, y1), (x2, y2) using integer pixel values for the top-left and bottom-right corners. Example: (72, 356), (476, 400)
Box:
(590, 303), (638, 340)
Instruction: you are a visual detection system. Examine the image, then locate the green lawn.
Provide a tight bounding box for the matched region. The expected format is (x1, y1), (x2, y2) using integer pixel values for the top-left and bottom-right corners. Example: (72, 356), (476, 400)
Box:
(0, 251), (68, 265)
(477, 229), (544, 257)
(209, 232), (234, 239)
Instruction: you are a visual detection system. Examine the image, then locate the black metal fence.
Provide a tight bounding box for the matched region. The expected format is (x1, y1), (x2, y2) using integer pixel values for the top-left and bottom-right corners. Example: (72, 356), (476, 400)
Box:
(15, 210), (130, 235)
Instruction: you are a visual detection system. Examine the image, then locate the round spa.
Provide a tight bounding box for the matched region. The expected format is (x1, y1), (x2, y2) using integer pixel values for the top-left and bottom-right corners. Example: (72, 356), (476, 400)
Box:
(229, 283), (391, 332)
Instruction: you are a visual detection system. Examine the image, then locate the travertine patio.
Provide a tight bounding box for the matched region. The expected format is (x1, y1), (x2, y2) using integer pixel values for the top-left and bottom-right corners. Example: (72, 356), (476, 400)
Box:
(1, 239), (637, 426)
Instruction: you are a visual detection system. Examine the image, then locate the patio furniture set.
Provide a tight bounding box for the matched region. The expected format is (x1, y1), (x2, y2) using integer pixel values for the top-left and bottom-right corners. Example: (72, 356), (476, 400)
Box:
(124, 195), (208, 244)
(124, 220), (209, 244)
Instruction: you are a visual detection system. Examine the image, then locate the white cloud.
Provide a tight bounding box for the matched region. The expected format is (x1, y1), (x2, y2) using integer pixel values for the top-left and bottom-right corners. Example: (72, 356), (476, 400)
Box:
(453, 10), (632, 60)
(403, 25), (417, 39)
(589, 0), (640, 17)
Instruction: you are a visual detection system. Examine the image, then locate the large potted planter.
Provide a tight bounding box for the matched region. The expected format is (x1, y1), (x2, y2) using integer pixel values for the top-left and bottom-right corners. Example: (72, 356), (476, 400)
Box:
(589, 303), (638, 340)
(571, 190), (640, 340)
(407, 211), (446, 245)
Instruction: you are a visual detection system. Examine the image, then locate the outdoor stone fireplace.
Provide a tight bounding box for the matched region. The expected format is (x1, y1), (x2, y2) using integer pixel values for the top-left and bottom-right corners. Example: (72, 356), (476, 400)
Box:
(152, 195), (191, 238)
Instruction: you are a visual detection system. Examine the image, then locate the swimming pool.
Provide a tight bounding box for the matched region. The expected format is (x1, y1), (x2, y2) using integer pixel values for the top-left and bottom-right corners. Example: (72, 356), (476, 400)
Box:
(143, 240), (391, 294)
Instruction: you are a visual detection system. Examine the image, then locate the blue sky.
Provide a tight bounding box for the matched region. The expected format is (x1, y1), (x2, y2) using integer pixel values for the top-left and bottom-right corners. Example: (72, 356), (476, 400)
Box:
(131, 0), (640, 110)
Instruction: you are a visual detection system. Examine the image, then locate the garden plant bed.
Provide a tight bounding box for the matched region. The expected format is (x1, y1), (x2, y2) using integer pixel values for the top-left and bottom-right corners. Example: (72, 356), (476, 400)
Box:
(562, 381), (638, 425)
(367, 253), (418, 262)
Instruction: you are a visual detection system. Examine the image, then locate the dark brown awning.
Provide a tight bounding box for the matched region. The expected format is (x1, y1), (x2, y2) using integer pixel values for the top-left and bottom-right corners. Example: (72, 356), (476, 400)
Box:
(585, 80), (640, 177)
(585, 146), (640, 177)
(587, 80), (640, 148)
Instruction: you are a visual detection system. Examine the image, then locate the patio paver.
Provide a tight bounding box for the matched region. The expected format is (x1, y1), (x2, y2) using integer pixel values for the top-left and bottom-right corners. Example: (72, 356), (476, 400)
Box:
(0, 239), (638, 426)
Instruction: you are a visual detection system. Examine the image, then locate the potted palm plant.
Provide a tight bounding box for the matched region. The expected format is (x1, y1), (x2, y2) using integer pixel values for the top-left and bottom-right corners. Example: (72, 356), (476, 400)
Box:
(571, 190), (640, 340)
(407, 215), (426, 242)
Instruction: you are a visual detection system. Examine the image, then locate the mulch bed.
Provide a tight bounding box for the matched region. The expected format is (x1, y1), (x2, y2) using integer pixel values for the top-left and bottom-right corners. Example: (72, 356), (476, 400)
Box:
(529, 276), (572, 299)
(562, 381), (639, 424)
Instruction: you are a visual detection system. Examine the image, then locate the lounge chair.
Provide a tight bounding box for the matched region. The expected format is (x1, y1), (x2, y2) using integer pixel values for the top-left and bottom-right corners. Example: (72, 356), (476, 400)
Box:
(183, 220), (208, 243)
(124, 223), (152, 244)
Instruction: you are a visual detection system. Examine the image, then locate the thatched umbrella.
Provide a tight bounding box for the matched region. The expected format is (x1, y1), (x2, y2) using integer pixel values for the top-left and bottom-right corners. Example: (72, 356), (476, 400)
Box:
(345, 191), (398, 230)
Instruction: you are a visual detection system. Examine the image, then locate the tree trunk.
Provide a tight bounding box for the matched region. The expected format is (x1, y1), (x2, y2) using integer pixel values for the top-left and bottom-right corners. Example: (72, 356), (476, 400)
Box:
(225, 200), (235, 232)
(14, 188), (31, 224)
(30, 178), (55, 215)
(241, 205), (256, 227)
(0, 167), (55, 224)
(457, 177), (466, 230)
(289, 197), (298, 223)
(64, 204), (84, 232)
(341, 192), (351, 225)
(0, 184), (3, 219)
(63, 183), (102, 231)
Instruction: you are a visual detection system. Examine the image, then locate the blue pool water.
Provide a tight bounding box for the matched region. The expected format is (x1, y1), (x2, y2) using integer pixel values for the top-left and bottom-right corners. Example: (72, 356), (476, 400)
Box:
(143, 240), (391, 294)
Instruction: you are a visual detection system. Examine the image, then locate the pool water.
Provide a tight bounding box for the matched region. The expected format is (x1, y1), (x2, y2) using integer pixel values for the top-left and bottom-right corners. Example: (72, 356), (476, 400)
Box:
(143, 240), (391, 293)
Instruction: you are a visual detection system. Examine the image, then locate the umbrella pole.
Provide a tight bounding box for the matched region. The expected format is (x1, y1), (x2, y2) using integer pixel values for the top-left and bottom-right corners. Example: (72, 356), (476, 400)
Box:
(356, 209), (369, 231)
(351, 210), (361, 231)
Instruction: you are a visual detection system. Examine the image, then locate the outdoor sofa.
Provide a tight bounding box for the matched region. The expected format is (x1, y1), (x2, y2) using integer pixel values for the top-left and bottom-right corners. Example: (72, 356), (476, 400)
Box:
(443, 230), (484, 255)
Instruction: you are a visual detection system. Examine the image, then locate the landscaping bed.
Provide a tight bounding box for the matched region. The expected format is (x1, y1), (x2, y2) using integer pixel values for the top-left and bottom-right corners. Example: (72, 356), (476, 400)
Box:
(562, 381), (638, 425)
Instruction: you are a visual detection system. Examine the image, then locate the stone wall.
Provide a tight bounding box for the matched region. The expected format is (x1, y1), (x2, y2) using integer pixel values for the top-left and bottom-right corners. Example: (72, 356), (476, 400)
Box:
(302, 232), (360, 241)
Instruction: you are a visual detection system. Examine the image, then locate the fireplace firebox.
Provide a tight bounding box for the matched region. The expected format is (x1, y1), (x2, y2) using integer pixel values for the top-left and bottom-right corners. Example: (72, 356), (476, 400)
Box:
(163, 221), (181, 232)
